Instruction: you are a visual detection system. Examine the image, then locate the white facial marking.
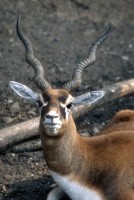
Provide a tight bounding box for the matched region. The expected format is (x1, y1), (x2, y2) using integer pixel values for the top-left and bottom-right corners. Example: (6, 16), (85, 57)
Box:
(61, 94), (74, 121)
(60, 102), (70, 121)
(65, 107), (70, 120)
(47, 110), (58, 116)
(50, 171), (102, 200)
(43, 110), (62, 136)
(60, 102), (66, 108)
(66, 94), (74, 106)
(43, 102), (48, 107)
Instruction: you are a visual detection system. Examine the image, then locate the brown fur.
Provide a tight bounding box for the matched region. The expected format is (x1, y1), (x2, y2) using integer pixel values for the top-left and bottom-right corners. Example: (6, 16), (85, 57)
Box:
(101, 109), (134, 134)
(39, 90), (134, 200)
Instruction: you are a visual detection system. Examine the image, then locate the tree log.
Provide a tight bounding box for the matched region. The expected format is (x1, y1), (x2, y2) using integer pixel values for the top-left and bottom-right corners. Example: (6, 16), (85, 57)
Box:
(73, 78), (134, 118)
(0, 78), (134, 153)
(0, 117), (39, 153)
(7, 139), (42, 153)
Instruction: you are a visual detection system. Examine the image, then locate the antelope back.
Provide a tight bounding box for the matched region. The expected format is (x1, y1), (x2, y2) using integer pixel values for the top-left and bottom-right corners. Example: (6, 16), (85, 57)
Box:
(101, 109), (134, 135)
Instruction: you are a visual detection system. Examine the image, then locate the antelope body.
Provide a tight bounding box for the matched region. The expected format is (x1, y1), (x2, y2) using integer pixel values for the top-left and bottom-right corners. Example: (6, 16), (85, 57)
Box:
(9, 18), (134, 200)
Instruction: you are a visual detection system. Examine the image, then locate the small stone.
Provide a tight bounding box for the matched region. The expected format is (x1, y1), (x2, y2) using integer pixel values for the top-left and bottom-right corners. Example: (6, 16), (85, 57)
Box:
(128, 44), (133, 48)
(93, 127), (100, 134)
(9, 38), (15, 43)
(8, 28), (13, 35)
(2, 185), (7, 192)
(115, 76), (121, 81)
(2, 116), (14, 124)
(121, 55), (129, 61)
(7, 98), (14, 104)
(10, 102), (20, 113)
(10, 153), (16, 157)
(80, 131), (90, 137)
(28, 110), (36, 116)
(101, 122), (106, 126)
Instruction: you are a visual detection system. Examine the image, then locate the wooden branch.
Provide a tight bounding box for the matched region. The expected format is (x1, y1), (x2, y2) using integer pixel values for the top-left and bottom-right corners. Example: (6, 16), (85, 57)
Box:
(73, 78), (134, 118)
(0, 78), (134, 153)
(0, 117), (39, 152)
(7, 139), (42, 153)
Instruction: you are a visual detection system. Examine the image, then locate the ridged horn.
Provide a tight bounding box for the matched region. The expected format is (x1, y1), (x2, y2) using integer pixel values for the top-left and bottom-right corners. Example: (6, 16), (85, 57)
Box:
(63, 25), (112, 92)
(16, 17), (52, 91)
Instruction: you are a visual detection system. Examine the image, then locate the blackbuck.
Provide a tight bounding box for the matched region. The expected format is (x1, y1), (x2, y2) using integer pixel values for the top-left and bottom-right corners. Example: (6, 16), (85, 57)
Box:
(9, 17), (134, 200)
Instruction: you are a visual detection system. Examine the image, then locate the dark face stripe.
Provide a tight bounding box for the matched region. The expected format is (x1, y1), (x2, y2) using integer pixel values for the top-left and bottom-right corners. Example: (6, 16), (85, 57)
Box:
(41, 105), (49, 118)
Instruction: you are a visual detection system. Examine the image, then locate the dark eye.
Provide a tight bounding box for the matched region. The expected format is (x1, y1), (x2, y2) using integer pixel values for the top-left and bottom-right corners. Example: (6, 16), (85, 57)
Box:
(36, 100), (43, 107)
(66, 102), (72, 109)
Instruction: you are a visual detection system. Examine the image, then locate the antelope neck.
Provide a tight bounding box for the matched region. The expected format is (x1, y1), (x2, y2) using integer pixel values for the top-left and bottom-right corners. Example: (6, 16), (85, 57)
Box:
(40, 116), (89, 174)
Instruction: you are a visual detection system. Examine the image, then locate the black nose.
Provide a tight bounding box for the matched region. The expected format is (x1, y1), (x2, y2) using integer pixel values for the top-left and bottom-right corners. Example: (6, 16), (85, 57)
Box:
(45, 114), (59, 119)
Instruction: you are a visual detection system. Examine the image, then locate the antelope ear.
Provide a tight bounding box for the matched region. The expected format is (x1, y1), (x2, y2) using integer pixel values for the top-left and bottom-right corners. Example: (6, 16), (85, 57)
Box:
(9, 81), (40, 102)
(72, 91), (105, 106)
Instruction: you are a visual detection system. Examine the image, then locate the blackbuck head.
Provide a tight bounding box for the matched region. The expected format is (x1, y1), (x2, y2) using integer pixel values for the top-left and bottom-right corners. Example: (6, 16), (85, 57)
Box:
(9, 17), (111, 137)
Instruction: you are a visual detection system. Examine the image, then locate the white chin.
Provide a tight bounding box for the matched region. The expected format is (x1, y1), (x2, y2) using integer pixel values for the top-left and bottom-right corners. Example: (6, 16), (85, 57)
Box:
(44, 124), (61, 136)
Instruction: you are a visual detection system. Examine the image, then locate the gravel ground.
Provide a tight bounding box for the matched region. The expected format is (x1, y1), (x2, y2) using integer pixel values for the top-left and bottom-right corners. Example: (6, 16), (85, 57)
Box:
(0, 0), (134, 199)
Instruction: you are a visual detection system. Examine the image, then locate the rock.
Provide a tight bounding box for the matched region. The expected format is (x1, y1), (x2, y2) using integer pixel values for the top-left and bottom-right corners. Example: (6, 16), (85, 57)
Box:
(2, 116), (14, 124)
(128, 44), (133, 48)
(93, 127), (100, 134)
(10, 153), (16, 157)
(28, 110), (36, 117)
(121, 55), (129, 61)
(2, 185), (7, 192)
(7, 98), (14, 104)
(10, 102), (20, 113)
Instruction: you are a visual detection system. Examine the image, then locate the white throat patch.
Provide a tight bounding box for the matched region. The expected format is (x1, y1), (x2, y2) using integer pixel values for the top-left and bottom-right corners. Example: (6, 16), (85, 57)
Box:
(50, 171), (102, 200)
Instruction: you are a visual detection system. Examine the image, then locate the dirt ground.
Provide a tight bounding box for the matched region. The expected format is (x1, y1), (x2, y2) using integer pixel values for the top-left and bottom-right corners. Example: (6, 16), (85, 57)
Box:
(0, 0), (134, 199)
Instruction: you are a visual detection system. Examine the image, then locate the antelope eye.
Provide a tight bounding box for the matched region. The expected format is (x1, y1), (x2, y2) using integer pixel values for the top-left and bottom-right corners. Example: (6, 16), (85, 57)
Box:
(36, 100), (43, 107)
(66, 102), (72, 109)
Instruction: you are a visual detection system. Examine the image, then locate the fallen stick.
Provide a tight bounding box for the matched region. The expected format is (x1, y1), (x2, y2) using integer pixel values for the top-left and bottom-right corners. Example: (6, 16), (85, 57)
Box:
(7, 139), (42, 153)
(0, 78), (134, 153)
(73, 78), (134, 118)
(0, 117), (39, 153)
